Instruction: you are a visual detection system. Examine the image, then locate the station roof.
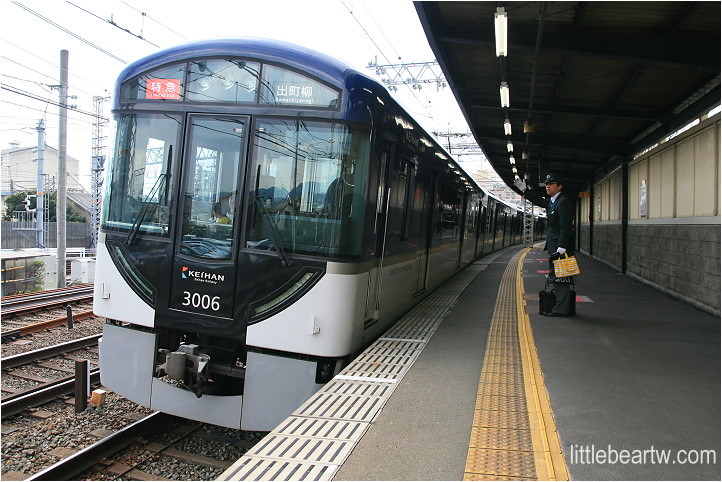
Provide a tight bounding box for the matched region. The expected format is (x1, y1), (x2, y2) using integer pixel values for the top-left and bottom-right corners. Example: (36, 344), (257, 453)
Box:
(415, 1), (721, 194)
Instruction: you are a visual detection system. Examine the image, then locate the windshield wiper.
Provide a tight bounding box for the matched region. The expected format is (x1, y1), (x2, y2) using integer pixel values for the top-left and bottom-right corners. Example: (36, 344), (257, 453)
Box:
(126, 172), (167, 245)
(126, 146), (172, 245)
(255, 196), (292, 267)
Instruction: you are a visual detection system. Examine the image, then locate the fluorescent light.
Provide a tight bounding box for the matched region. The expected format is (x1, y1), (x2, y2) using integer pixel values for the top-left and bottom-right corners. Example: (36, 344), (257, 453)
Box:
(509, 156), (516, 165)
(504, 118), (512, 136)
(494, 7), (508, 57)
(500, 82), (510, 108)
(507, 141), (513, 152)
(512, 166), (518, 174)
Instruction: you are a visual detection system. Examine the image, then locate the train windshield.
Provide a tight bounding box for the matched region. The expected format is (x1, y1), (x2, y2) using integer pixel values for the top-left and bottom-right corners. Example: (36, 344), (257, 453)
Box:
(246, 120), (370, 258)
(101, 113), (180, 236)
(178, 116), (246, 260)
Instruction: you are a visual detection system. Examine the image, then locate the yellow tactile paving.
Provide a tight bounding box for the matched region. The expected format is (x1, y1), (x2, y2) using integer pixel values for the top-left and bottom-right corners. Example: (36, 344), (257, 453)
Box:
(464, 248), (570, 481)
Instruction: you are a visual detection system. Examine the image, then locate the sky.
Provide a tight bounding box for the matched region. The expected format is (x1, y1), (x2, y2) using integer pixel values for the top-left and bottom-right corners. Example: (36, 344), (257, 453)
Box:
(1, 0), (491, 190)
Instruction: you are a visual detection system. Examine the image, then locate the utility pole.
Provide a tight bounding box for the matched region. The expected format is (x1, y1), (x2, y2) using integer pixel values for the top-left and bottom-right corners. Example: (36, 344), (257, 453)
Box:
(36, 119), (45, 248)
(57, 50), (68, 288)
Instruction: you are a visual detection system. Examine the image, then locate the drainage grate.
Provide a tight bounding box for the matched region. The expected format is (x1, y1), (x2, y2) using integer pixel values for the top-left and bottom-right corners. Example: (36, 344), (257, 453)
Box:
(218, 262), (487, 481)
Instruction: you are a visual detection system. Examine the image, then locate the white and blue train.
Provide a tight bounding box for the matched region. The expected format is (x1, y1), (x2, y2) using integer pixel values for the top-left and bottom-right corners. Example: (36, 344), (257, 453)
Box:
(94, 37), (541, 431)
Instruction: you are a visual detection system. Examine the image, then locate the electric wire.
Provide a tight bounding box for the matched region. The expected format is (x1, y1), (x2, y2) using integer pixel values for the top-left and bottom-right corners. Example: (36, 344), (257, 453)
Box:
(2, 43), (113, 96)
(121, 0), (188, 40)
(3, 84), (109, 121)
(65, 1), (160, 48)
(359, 0), (440, 116)
(10, 1), (127, 64)
(340, 2), (431, 117)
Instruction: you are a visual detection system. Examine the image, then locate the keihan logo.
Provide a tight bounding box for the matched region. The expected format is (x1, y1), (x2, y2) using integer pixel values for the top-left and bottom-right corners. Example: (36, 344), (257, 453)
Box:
(181, 266), (224, 284)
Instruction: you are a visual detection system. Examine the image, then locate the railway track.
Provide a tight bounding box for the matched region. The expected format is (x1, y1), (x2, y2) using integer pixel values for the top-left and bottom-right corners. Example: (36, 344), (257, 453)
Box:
(1, 284), (94, 317)
(1, 335), (101, 418)
(28, 412), (261, 481)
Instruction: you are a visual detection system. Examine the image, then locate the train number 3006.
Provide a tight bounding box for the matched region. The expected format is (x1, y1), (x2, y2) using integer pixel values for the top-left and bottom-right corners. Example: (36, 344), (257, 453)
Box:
(182, 291), (221, 311)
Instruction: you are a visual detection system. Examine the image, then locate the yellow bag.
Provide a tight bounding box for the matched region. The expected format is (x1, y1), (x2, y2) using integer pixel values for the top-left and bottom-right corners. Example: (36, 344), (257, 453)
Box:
(553, 253), (580, 277)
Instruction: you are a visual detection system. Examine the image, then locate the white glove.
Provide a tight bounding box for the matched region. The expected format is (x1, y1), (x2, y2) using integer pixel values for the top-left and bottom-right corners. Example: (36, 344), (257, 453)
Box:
(514, 178), (527, 192)
(555, 247), (567, 255)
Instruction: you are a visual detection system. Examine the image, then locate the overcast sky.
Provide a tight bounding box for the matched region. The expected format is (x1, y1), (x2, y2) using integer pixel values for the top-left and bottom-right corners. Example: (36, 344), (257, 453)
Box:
(1, 0), (484, 188)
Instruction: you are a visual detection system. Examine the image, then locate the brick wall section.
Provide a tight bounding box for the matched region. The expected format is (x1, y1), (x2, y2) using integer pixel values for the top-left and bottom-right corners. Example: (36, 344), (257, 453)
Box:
(578, 222), (720, 315)
(627, 224), (720, 314)
(591, 224), (623, 270)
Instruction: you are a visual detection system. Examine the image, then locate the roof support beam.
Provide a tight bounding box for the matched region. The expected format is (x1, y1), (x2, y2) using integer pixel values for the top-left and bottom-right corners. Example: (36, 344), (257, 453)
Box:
(469, 101), (659, 121)
(441, 30), (719, 71)
(479, 133), (623, 157)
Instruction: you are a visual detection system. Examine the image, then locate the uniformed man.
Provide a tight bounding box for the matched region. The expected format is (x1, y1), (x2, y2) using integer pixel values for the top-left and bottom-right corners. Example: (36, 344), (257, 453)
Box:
(515, 172), (576, 316)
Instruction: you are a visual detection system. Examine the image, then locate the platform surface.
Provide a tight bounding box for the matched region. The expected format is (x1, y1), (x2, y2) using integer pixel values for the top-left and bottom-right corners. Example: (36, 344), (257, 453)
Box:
(335, 246), (720, 480)
(220, 245), (720, 481)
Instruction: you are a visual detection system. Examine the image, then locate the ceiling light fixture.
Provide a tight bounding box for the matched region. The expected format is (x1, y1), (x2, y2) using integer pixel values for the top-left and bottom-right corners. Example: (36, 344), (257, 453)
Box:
(500, 82), (510, 108)
(507, 141), (514, 152)
(494, 7), (508, 57)
(504, 117), (512, 136)
(510, 156), (516, 165)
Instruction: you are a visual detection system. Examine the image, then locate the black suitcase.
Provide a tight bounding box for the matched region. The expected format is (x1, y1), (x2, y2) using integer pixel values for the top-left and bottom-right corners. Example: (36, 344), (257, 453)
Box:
(539, 287), (555, 314)
(539, 277), (576, 315)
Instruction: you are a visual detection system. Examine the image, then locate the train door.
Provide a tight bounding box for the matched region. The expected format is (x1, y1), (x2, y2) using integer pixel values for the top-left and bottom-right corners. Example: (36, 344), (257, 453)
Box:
(365, 142), (392, 322)
(166, 115), (249, 327)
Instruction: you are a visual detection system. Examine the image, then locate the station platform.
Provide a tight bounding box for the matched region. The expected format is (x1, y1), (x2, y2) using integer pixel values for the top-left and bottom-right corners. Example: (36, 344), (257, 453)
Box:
(219, 245), (720, 481)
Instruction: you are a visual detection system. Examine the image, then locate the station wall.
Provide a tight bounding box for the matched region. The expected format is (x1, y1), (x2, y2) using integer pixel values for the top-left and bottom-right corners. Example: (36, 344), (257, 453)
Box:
(579, 112), (720, 316)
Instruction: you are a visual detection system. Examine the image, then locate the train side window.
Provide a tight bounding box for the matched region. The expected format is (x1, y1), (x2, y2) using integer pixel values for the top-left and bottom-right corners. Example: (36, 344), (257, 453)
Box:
(246, 119), (370, 258)
(102, 113), (180, 236)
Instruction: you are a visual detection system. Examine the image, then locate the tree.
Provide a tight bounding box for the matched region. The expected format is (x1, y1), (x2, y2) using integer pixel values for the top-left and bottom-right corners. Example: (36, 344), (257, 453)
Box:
(3, 190), (86, 222)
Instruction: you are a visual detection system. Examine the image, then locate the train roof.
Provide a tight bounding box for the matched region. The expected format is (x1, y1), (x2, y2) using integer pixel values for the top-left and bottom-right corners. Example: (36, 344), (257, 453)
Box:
(113, 37), (485, 200)
(115, 37), (357, 102)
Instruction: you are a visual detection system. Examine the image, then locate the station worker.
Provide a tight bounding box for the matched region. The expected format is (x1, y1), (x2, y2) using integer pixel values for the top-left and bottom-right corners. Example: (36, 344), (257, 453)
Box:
(515, 172), (576, 316)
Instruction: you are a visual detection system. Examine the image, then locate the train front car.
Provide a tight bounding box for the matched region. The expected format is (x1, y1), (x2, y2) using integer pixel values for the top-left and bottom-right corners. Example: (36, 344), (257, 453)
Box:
(94, 38), (383, 430)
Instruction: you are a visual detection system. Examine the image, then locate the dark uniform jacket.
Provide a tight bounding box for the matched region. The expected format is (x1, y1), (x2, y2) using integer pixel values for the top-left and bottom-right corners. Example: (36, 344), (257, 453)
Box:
(526, 190), (575, 256)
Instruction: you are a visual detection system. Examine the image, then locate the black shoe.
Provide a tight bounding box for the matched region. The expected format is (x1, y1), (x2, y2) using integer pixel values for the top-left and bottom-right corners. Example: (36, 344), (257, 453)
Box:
(540, 311), (571, 317)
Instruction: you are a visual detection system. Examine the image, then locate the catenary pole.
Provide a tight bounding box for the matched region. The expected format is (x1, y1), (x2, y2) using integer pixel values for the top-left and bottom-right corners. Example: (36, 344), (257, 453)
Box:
(57, 50), (68, 287)
(36, 119), (45, 248)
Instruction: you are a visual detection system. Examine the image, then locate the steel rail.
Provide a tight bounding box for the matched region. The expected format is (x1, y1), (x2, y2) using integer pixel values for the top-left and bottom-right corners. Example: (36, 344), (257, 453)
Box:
(1, 310), (95, 342)
(1, 284), (93, 316)
(28, 412), (175, 481)
(1, 334), (101, 370)
(1, 369), (101, 418)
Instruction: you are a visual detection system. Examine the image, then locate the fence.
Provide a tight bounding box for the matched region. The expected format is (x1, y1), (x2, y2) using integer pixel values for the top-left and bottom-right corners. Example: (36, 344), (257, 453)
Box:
(1, 222), (91, 249)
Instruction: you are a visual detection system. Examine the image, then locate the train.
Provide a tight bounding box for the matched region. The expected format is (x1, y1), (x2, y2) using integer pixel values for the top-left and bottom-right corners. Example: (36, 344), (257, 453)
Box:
(94, 37), (542, 431)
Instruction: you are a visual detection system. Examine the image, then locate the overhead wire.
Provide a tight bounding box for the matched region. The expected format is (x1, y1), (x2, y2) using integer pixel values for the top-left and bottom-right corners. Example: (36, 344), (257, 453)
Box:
(3, 84), (108, 121)
(121, 0), (187, 40)
(65, 1), (160, 48)
(10, 1), (127, 64)
(340, 2), (432, 118)
(2, 40), (113, 94)
(343, 1), (453, 139)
